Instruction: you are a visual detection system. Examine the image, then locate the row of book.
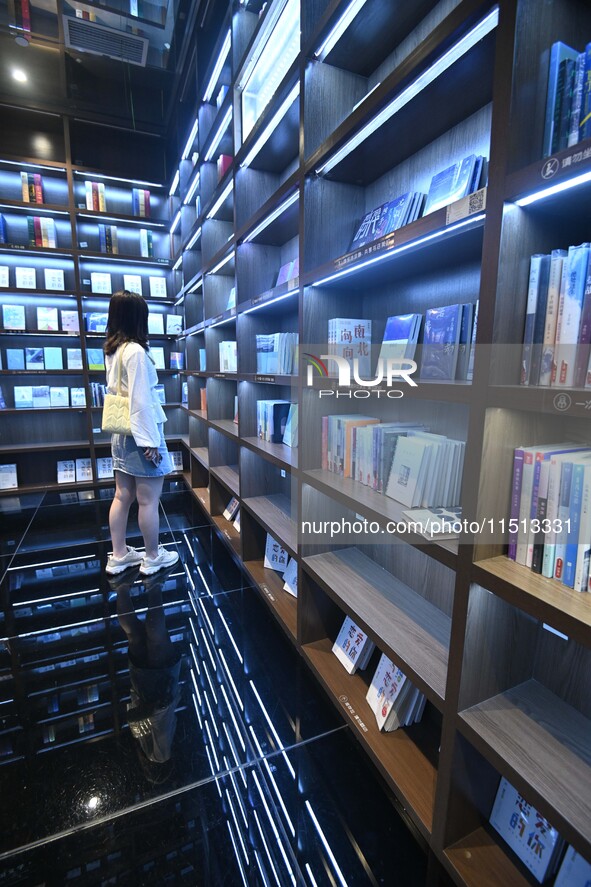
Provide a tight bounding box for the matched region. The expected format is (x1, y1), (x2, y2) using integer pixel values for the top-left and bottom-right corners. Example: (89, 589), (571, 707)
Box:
(2, 304), (79, 332)
(219, 340), (237, 373)
(262, 532), (297, 596)
(256, 400), (297, 447)
(84, 310), (182, 336)
(1, 345), (183, 372)
(0, 265), (66, 290)
(349, 154), (485, 253)
(27, 216), (57, 248)
(56, 452), (183, 484)
(509, 443), (591, 592)
(98, 224), (118, 255)
(90, 272), (168, 298)
(543, 40), (591, 157)
(255, 332), (298, 374)
(131, 188), (151, 218)
(322, 418), (465, 509)
(329, 304), (478, 383)
(84, 181), (106, 212)
(332, 615), (425, 731)
(490, 776), (590, 885)
(521, 245), (591, 389)
(20, 172), (43, 204)
(7, 385), (87, 409)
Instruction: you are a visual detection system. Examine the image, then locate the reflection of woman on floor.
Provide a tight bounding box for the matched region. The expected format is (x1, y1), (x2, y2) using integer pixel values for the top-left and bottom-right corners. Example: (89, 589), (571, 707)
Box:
(109, 566), (181, 769)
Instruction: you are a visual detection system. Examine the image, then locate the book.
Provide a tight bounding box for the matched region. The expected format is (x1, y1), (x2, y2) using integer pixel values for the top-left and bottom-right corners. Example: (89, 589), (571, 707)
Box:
(139, 228), (153, 258)
(37, 306), (59, 331)
(148, 313), (164, 335)
(543, 42), (580, 155)
(3, 304), (26, 330)
(0, 266), (8, 287)
(96, 457), (113, 479)
(166, 314), (183, 335)
(218, 341), (236, 372)
(282, 557), (297, 597)
(57, 460), (76, 483)
(170, 451), (183, 472)
(349, 193), (415, 251)
(257, 400), (292, 444)
(67, 348), (83, 370)
(579, 42), (591, 141)
(489, 777), (564, 883)
(378, 313), (421, 366)
(25, 347), (44, 370)
(60, 309), (80, 332)
(150, 347), (165, 369)
(14, 386), (33, 409)
(6, 349), (25, 370)
(365, 654), (423, 731)
(15, 267), (36, 289)
(32, 385), (51, 408)
(539, 250), (567, 386)
(328, 318), (372, 378)
(554, 846), (591, 887)
(49, 386), (69, 407)
(283, 403), (298, 448)
(44, 268), (65, 291)
(222, 496), (240, 521)
(553, 243), (590, 387)
(149, 276), (167, 298)
(0, 464), (18, 490)
(90, 272), (112, 294)
(420, 304), (463, 380)
(43, 347), (63, 369)
(86, 348), (105, 370)
(75, 458), (93, 482)
(263, 534), (289, 573)
(123, 274), (143, 295)
(332, 615), (375, 674)
(70, 387), (86, 406)
(85, 312), (108, 333)
(423, 155), (483, 215)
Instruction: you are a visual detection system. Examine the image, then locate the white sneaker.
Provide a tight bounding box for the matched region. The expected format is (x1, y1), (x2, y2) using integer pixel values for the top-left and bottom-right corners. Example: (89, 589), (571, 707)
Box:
(140, 545), (179, 576)
(106, 546), (143, 575)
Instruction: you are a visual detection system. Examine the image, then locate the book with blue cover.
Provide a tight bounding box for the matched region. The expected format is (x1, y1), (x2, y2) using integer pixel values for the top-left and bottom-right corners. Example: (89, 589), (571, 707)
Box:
(349, 193), (414, 251)
(543, 42), (580, 155)
(555, 846), (591, 886)
(420, 304), (463, 380)
(85, 312), (108, 333)
(423, 155), (482, 216)
(378, 313), (422, 365)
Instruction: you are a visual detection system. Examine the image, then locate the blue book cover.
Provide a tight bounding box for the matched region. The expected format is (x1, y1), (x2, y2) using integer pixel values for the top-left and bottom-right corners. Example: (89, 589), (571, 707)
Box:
(521, 254), (550, 385)
(378, 313), (421, 364)
(564, 459), (586, 587)
(423, 155), (478, 215)
(420, 304), (463, 380)
(579, 42), (591, 141)
(543, 41), (579, 156)
(456, 302), (474, 380)
(0, 214), (7, 244)
(85, 312), (108, 333)
(6, 349), (25, 370)
(349, 194), (412, 251)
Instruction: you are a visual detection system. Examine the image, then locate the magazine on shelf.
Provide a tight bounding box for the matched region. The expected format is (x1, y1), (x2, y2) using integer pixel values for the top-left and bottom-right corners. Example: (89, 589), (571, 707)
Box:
(14, 386), (33, 409)
(0, 266), (8, 287)
(147, 313), (164, 335)
(349, 193), (415, 251)
(263, 534), (288, 573)
(423, 155), (484, 216)
(123, 274), (143, 295)
(60, 310), (80, 332)
(57, 460), (76, 484)
(554, 846), (591, 886)
(282, 557), (297, 597)
(37, 306), (59, 331)
(3, 304), (26, 330)
(0, 464), (18, 489)
(149, 276), (167, 299)
(332, 615), (375, 675)
(222, 496), (240, 521)
(44, 268), (65, 291)
(420, 304), (463, 381)
(96, 457), (113, 479)
(378, 313), (422, 365)
(6, 349), (25, 370)
(32, 386), (51, 408)
(25, 348), (44, 370)
(15, 267), (36, 289)
(90, 272), (112, 294)
(75, 458), (93, 482)
(49, 387), (69, 407)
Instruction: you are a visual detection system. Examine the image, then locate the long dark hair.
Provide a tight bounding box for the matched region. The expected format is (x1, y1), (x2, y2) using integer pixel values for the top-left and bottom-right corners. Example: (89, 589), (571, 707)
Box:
(104, 290), (149, 355)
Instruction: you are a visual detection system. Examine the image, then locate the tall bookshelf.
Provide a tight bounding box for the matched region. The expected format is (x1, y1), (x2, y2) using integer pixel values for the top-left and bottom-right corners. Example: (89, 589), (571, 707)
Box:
(0, 151), (189, 493)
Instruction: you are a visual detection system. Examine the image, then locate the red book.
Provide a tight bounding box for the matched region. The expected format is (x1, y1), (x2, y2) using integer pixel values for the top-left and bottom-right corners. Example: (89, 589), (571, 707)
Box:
(92, 182), (99, 211)
(217, 154), (232, 181)
(33, 215), (42, 246)
(144, 190), (150, 218)
(33, 173), (43, 204)
(19, 0), (31, 31)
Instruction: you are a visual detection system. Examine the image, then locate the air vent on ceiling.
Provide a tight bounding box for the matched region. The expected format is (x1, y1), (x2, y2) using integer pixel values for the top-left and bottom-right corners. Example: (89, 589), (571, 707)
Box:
(63, 16), (149, 67)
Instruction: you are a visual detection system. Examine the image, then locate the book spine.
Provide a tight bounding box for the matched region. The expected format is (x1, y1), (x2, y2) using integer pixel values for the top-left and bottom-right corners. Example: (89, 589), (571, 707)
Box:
(85, 181), (93, 210)
(21, 172), (29, 202)
(47, 218), (56, 248)
(20, 0), (31, 31)
(34, 216), (43, 247)
(521, 255), (543, 385)
(564, 462), (585, 587)
(321, 416), (328, 471)
(516, 451), (534, 565)
(551, 60), (567, 154)
(144, 190), (150, 218)
(92, 182), (99, 211)
(34, 173), (43, 204)
(579, 44), (591, 141)
(542, 458), (562, 577)
(40, 216), (48, 248)
(140, 228), (148, 257)
(27, 215), (35, 246)
(568, 52), (586, 146)
(508, 448), (524, 560)
(539, 250), (567, 386)
(138, 189), (145, 217)
(28, 174), (36, 203)
(111, 226), (118, 254)
(531, 460), (550, 573)
(573, 466), (591, 592)
(573, 260), (591, 388)
(558, 59), (576, 151)
(530, 256), (551, 385)
(554, 243), (590, 388)
(554, 461), (573, 580)
(98, 183), (106, 212)
(99, 224), (107, 253)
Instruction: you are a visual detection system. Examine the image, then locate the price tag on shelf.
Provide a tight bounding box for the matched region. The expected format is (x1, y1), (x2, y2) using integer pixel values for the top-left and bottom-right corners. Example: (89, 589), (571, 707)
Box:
(446, 187), (487, 225)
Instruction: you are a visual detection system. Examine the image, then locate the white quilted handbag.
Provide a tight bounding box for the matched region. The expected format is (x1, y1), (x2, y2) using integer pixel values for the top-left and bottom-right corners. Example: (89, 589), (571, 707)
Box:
(101, 343), (131, 435)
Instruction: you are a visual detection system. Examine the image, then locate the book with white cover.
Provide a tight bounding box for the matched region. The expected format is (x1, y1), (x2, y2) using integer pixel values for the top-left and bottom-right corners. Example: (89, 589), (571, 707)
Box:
(3, 304), (26, 330)
(148, 313), (164, 335)
(386, 435), (431, 507)
(149, 276), (167, 298)
(57, 460), (76, 484)
(489, 777), (564, 883)
(123, 274), (142, 295)
(44, 268), (65, 291)
(44, 347), (63, 370)
(61, 310), (80, 332)
(232, 509), (240, 532)
(75, 458), (93, 482)
(96, 457), (113, 479)
(150, 347), (165, 369)
(263, 534), (288, 573)
(67, 348), (83, 370)
(15, 267), (36, 289)
(170, 451), (183, 472)
(282, 557), (298, 597)
(70, 387), (86, 407)
(166, 314), (183, 335)
(32, 386), (51, 408)
(0, 266), (8, 287)
(222, 496), (239, 521)
(90, 272), (112, 294)
(554, 846), (591, 887)
(0, 464), (18, 489)
(14, 386), (33, 409)
(366, 653), (409, 730)
(50, 387), (69, 407)
(332, 616), (375, 675)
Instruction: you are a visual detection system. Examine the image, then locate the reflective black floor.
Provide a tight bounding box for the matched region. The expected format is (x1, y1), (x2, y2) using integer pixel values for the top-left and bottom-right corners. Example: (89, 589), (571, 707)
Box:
(0, 483), (431, 885)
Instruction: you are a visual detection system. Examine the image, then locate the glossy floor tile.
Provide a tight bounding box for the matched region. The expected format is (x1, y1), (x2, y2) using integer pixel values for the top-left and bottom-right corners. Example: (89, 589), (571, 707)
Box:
(0, 490), (431, 885)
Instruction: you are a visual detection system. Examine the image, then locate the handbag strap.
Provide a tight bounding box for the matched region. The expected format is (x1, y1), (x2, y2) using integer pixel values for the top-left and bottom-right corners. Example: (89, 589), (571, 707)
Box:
(115, 342), (128, 396)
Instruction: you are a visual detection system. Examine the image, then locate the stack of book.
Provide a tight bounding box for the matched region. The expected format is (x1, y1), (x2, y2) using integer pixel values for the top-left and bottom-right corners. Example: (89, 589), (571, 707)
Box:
(140, 228), (153, 257)
(256, 400), (292, 444)
(328, 318), (372, 377)
(385, 431), (465, 508)
(350, 422), (426, 492)
(378, 313), (422, 365)
(20, 172), (43, 203)
(332, 615), (375, 674)
(422, 154), (484, 216)
(90, 382), (108, 406)
(520, 245), (591, 388)
(543, 41), (591, 156)
(420, 302), (477, 381)
(27, 216), (56, 248)
(255, 332), (298, 374)
(349, 192), (424, 252)
(85, 181), (106, 211)
(366, 653), (425, 731)
(508, 443), (591, 591)
(98, 224), (118, 254)
(132, 188), (150, 217)
(218, 340), (237, 372)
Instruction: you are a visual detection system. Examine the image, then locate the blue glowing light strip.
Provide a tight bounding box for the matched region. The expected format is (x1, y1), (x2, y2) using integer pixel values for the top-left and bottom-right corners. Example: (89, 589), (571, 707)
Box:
(203, 29), (231, 103)
(249, 680), (295, 778)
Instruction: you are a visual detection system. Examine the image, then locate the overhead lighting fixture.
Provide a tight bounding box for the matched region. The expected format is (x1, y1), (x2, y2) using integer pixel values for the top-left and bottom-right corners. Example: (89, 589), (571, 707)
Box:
(182, 118), (199, 161)
(515, 169), (591, 206)
(12, 68), (27, 82)
(242, 288), (298, 314)
(209, 249), (235, 275)
(312, 213), (485, 285)
(240, 81), (300, 169)
(206, 179), (233, 219)
(203, 29), (231, 103)
(244, 191), (298, 242)
(170, 210), (181, 234)
(317, 7), (499, 175)
(184, 171), (200, 205)
(226, 823), (249, 887)
(187, 226), (202, 250)
(252, 774), (296, 884)
(204, 106), (233, 162)
(169, 169), (180, 196)
(315, 0), (368, 60)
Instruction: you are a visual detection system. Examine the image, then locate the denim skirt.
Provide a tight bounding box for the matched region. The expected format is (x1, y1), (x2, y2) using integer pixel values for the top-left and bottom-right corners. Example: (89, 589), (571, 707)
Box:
(111, 424), (172, 478)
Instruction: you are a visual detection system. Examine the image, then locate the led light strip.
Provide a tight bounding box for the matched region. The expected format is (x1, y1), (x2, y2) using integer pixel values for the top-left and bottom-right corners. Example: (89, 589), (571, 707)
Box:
(209, 249), (235, 275)
(252, 772), (296, 884)
(77, 213), (165, 227)
(225, 762), (248, 827)
(203, 29), (231, 103)
(208, 314), (236, 329)
(206, 179), (233, 219)
(0, 203), (68, 216)
(0, 159), (66, 172)
(169, 169), (180, 197)
(202, 690), (219, 736)
(317, 7), (499, 175)
(305, 864), (319, 887)
(241, 288), (298, 315)
(170, 209), (181, 234)
(315, 0), (367, 61)
(305, 801), (348, 887)
(244, 191), (298, 242)
(249, 725), (295, 837)
(197, 596), (215, 634)
(226, 822), (250, 887)
(515, 169), (591, 206)
(219, 649), (243, 711)
(184, 171), (200, 206)
(312, 212), (485, 285)
(253, 810), (282, 887)
(204, 107), (233, 162)
(181, 119), (199, 161)
(187, 226), (202, 250)
(240, 81), (300, 169)
(172, 255), (182, 271)
(7, 553), (93, 571)
(74, 171), (163, 187)
(217, 610), (244, 663)
(221, 684), (246, 751)
(249, 680), (295, 778)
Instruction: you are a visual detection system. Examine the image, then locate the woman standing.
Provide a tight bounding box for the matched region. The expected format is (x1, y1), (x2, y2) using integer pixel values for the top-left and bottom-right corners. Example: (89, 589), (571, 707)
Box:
(104, 290), (179, 576)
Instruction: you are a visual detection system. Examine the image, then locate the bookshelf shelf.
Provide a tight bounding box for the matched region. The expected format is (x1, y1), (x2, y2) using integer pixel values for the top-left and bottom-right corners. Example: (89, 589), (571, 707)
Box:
(208, 418), (238, 438)
(212, 513), (241, 558)
(487, 384), (591, 418)
(459, 680), (591, 856)
(302, 548), (450, 706)
(242, 493), (296, 555)
(302, 636), (437, 841)
(74, 209), (168, 228)
(243, 558), (297, 642)
(191, 447), (209, 469)
(444, 827), (533, 887)
(241, 436), (298, 471)
(209, 463), (239, 497)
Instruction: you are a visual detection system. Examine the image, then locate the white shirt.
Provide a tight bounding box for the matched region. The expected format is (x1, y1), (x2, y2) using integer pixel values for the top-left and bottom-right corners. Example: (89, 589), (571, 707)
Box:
(105, 342), (167, 448)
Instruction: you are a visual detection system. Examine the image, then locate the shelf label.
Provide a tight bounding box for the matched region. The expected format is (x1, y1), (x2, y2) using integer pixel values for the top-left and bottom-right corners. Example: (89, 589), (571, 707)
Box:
(260, 583), (276, 602)
(213, 373), (226, 379)
(541, 146), (591, 181)
(211, 314), (223, 325)
(255, 374), (275, 383)
(334, 230), (397, 272)
(446, 187), (487, 225)
(79, 242), (88, 248)
(338, 695), (369, 733)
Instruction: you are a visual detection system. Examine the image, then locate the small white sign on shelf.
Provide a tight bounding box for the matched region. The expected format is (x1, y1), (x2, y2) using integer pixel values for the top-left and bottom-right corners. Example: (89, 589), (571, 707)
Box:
(264, 534), (288, 573)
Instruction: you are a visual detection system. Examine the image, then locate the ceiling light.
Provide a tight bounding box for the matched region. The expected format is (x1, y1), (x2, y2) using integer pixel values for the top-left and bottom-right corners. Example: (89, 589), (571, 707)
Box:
(12, 69), (27, 82)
